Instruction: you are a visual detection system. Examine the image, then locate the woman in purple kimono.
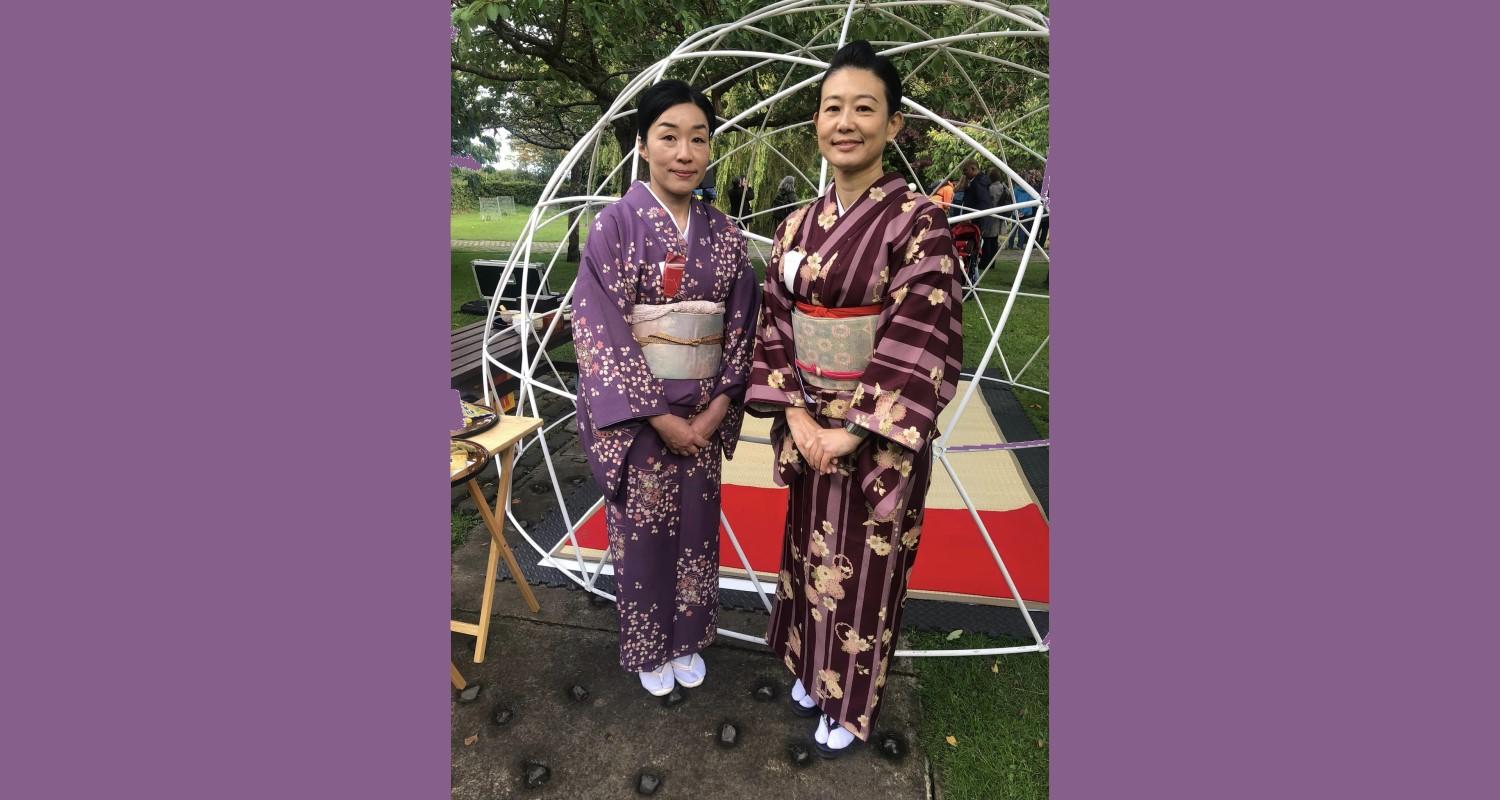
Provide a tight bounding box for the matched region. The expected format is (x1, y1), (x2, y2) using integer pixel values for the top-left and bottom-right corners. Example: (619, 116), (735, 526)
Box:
(746, 42), (963, 755)
(572, 80), (760, 698)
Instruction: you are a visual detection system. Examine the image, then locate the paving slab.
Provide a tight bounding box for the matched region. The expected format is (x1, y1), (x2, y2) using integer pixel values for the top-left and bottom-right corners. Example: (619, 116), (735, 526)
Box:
(452, 546), (930, 799)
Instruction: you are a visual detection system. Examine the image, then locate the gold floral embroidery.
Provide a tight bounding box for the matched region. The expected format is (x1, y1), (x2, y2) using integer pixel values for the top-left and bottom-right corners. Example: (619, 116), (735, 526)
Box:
(767, 370), (785, 389)
(817, 202), (838, 231)
(868, 533), (892, 556)
(817, 668), (845, 700)
(825, 398), (849, 420)
(838, 623), (873, 656)
(812, 564), (846, 601)
(779, 437), (802, 465)
(822, 596), (837, 611)
(901, 199), (915, 213)
(929, 287), (947, 305)
(904, 239), (923, 265)
(785, 654), (797, 673)
(939, 255), (952, 274)
(869, 185), (886, 202)
(781, 206), (808, 248)
(902, 426), (922, 446)
(881, 628), (893, 645)
(850, 384), (866, 406)
(890, 285), (908, 304)
(779, 570), (794, 600)
(799, 251), (823, 283)
(811, 607), (822, 622)
(929, 364), (944, 391)
(810, 527), (829, 559)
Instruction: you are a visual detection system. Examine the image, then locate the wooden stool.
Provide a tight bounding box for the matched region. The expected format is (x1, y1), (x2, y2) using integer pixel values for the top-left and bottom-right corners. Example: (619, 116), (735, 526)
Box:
(451, 414), (544, 663)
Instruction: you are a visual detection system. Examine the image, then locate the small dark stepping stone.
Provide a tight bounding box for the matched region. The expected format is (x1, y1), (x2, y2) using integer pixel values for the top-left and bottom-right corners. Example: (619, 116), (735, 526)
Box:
(750, 681), (777, 702)
(457, 683), (482, 703)
(875, 731), (908, 761)
(716, 721), (740, 748)
(567, 474), (588, 486)
(523, 761), (551, 788)
(528, 481), (551, 495)
(588, 592), (613, 608)
(493, 706), (515, 726)
(662, 687), (687, 708)
(568, 684), (590, 703)
(635, 770), (663, 795)
(787, 741), (814, 767)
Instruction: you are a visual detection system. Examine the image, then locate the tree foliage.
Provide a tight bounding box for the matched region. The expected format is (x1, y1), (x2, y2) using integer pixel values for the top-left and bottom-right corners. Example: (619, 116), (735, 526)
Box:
(452, 1), (1050, 238)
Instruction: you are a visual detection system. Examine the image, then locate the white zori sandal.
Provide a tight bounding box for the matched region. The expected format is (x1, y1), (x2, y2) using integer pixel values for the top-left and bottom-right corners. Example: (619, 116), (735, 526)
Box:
(638, 662), (676, 697)
(669, 653), (706, 688)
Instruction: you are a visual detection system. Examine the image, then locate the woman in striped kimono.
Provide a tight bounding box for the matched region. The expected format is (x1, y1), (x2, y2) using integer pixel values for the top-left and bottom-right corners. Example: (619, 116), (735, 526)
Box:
(746, 41), (963, 756)
(573, 80), (760, 698)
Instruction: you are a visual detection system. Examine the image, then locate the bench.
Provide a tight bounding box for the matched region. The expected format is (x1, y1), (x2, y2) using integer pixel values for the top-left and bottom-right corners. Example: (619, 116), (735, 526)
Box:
(450, 313), (574, 399)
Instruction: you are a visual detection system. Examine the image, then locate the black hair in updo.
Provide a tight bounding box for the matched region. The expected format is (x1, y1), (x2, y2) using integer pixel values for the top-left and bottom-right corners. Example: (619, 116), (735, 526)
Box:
(635, 79), (717, 140)
(818, 40), (903, 117)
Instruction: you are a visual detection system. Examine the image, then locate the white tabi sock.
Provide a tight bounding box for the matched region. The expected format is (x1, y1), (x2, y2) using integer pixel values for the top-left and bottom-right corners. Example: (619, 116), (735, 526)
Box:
(814, 714), (830, 745)
(826, 719), (855, 750)
(791, 678), (816, 708)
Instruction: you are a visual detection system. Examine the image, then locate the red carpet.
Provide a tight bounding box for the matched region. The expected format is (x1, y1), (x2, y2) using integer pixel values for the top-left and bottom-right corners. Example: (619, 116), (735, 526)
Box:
(570, 483), (1049, 606)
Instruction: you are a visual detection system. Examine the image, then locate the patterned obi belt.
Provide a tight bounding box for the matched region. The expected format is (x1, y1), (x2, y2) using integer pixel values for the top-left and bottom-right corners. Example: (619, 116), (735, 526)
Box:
(791, 300), (881, 391)
(626, 300), (725, 380)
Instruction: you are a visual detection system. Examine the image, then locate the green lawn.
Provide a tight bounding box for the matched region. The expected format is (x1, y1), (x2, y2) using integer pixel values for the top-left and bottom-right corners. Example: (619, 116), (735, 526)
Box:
(965, 256), (1050, 437)
(906, 630), (1050, 800)
(450, 207), (583, 242)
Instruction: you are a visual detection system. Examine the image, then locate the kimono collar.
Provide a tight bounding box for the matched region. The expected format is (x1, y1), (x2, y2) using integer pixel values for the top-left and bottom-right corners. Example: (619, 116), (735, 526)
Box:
(828, 172), (908, 217)
(633, 180), (695, 240)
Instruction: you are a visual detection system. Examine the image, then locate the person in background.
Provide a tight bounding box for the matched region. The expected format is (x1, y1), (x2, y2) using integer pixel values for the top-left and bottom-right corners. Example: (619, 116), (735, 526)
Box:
(975, 166), (1004, 278)
(1007, 172), (1036, 250)
(696, 161), (718, 205)
(929, 176), (954, 211)
(962, 160), (993, 281)
(771, 175), (797, 228)
(728, 175), (755, 225)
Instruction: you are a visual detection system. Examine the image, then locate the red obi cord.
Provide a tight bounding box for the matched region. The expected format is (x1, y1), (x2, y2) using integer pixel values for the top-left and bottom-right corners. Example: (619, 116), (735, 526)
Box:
(662, 252), (685, 298)
(793, 300), (882, 318)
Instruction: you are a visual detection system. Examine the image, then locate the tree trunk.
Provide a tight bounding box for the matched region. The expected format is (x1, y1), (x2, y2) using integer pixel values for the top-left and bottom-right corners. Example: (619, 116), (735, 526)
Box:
(566, 158), (585, 262)
(612, 120), (637, 196)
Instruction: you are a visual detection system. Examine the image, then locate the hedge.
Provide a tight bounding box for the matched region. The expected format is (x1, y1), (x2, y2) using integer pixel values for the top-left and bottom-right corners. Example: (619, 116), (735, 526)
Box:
(451, 168), (549, 213)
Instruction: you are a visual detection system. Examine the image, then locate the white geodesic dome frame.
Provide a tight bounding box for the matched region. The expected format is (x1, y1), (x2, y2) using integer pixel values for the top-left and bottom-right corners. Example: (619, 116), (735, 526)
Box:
(480, 0), (1050, 657)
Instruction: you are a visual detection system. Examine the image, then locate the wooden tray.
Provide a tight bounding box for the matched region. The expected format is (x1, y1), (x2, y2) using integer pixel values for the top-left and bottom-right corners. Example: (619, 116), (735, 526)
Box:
(452, 401), (499, 439)
(449, 439), (491, 485)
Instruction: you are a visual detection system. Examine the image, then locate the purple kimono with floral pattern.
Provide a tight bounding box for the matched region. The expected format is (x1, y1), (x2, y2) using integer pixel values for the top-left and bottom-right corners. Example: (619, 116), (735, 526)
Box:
(746, 173), (963, 740)
(573, 180), (760, 672)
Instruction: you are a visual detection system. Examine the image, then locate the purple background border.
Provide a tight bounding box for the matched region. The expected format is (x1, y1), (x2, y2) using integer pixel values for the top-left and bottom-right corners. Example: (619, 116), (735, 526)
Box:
(4, 2), (1495, 797)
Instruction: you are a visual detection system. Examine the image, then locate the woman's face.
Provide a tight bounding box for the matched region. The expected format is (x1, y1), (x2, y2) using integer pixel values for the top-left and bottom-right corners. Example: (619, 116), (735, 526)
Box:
(637, 102), (711, 199)
(815, 67), (902, 174)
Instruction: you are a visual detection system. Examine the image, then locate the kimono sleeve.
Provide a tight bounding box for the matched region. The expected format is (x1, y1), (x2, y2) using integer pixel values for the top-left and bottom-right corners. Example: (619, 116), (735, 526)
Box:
(571, 207), (670, 430)
(745, 213), (810, 416)
(845, 205), (963, 519)
(846, 204), (963, 452)
(712, 229), (761, 460)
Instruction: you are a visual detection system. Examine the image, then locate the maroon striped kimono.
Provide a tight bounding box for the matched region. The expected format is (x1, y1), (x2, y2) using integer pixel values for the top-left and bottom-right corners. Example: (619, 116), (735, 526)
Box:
(746, 173), (963, 741)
